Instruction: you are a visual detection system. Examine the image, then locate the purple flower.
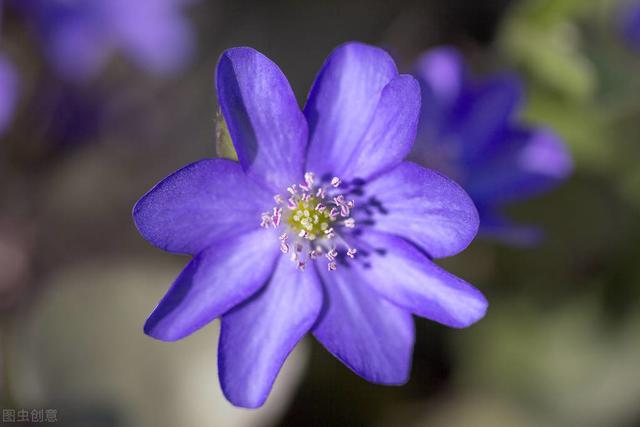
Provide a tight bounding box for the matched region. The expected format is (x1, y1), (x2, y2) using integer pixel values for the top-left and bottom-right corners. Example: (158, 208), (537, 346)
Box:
(410, 47), (573, 246)
(15, 0), (197, 81)
(619, 1), (640, 51)
(133, 42), (487, 408)
(0, 53), (18, 135)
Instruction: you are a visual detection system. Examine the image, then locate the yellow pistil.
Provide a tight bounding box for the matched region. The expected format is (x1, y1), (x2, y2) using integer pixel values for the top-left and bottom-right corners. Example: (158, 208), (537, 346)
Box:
(287, 197), (333, 241)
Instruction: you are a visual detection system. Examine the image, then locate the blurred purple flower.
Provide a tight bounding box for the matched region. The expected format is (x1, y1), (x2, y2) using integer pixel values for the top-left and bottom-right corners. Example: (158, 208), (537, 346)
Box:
(619, 0), (640, 51)
(410, 47), (573, 246)
(0, 53), (18, 135)
(133, 42), (487, 408)
(15, 0), (197, 81)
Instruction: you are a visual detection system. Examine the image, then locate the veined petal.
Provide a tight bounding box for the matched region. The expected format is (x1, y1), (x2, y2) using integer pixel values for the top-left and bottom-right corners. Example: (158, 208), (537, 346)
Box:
(354, 230), (487, 328)
(312, 264), (414, 384)
(362, 162), (479, 259)
(219, 256), (322, 408)
(343, 74), (421, 181)
(133, 158), (272, 255)
(466, 127), (573, 204)
(304, 42), (398, 179)
(144, 229), (279, 341)
(216, 47), (308, 192)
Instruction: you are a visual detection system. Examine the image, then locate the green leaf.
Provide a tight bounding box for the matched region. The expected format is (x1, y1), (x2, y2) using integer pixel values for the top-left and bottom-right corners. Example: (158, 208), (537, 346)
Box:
(215, 110), (238, 161)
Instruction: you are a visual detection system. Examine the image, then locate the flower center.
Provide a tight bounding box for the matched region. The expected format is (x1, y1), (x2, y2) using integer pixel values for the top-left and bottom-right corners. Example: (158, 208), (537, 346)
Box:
(260, 172), (357, 271)
(287, 196), (331, 241)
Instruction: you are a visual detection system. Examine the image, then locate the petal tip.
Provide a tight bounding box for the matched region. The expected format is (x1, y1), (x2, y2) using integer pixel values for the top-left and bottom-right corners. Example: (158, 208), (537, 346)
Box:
(450, 293), (489, 329)
(143, 318), (181, 342)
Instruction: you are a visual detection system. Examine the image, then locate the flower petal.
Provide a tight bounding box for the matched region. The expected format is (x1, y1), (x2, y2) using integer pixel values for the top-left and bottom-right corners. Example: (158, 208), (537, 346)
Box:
(414, 46), (465, 128)
(343, 74), (421, 180)
(218, 257), (322, 408)
(361, 162), (479, 259)
(353, 230), (487, 328)
(466, 128), (573, 204)
(312, 264), (414, 384)
(456, 72), (523, 161)
(133, 158), (272, 255)
(304, 42), (398, 179)
(216, 47), (308, 192)
(478, 211), (544, 247)
(0, 54), (19, 135)
(29, 1), (108, 81)
(112, 0), (195, 75)
(144, 229), (279, 341)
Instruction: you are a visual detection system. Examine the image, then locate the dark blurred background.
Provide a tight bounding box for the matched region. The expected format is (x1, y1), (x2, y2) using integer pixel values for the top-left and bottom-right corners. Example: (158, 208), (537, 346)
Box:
(2, 0), (640, 426)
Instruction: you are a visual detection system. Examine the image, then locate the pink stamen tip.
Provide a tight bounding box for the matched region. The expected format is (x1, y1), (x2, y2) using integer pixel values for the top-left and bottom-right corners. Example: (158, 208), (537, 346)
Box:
(347, 200), (355, 208)
(272, 207), (282, 226)
(287, 185), (298, 195)
(280, 243), (290, 254)
(287, 198), (297, 209)
(344, 218), (355, 228)
(329, 208), (338, 219)
(331, 177), (341, 187)
(315, 203), (325, 212)
(347, 248), (357, 258)
(274, 194), (284, 204)
(340, 206), (350, 217)
(327, 262), (337, 271)
(304, 172), (315, 186)
(297, 261), (306, 271)
(279, 233), (288, 241)
(260, 212), (273, 228)
(316, 188), (326, 198)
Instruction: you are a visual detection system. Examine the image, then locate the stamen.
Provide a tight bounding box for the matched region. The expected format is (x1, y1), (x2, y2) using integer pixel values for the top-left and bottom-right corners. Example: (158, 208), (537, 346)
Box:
(260, 172), (359, 272)
(303, 172), (315, 189)
(272, 207), (282, 226)
(326, 249), (338, 261)
(260, 212), (273, 228)
(304, 172), (315, 187)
